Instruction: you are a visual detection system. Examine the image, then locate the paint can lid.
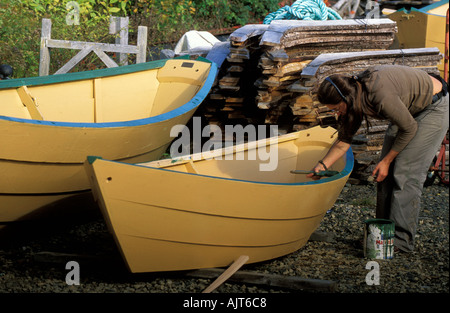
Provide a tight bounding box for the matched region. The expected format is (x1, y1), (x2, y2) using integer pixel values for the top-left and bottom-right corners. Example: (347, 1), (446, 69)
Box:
(364, 218), (394, 225)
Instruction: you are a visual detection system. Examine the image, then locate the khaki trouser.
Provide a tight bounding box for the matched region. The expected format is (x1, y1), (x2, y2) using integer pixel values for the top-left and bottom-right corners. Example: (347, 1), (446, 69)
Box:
(376, 93), (449, 252)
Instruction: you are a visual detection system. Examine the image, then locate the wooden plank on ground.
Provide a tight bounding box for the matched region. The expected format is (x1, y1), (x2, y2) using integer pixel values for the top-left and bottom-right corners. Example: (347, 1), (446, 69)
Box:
(186, 268), (337, 292)
(202, 255), (249, 293)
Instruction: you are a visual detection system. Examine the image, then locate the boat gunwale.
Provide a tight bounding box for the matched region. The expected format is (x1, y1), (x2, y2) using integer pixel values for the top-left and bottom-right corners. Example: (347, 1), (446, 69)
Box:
(0, 57), (218, 129)
(0, 59), (167, 90)
(89, 127), (354, 187)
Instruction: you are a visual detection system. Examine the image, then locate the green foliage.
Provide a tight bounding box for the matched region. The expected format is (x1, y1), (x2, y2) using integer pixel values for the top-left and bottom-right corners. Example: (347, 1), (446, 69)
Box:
(227, 0), (280, 26)
(190, 0), (279, 29)
(0, 0), (114, 78)
(0, 0), (42, 78)
(0, 0), (282, 78)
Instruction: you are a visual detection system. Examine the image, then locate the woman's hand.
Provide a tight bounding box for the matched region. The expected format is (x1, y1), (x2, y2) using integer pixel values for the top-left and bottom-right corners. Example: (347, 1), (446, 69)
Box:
(372, 159), (390, 182)
(306, 140), (350, 180)
(306, 162), (327, 180)
(372, 149), (399, 182)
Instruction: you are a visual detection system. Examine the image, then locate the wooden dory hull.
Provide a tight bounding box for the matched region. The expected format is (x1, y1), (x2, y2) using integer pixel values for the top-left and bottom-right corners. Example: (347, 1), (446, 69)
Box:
(0, 57), (217, 223)
(86, 126), (354, 273)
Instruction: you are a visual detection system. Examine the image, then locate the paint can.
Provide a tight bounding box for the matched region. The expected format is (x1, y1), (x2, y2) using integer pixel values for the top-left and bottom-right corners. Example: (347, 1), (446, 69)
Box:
(364, 219), (395, 260)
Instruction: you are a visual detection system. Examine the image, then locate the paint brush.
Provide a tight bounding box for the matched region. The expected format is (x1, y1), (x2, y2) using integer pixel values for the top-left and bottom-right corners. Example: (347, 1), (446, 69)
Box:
(290, 170), (340, 177)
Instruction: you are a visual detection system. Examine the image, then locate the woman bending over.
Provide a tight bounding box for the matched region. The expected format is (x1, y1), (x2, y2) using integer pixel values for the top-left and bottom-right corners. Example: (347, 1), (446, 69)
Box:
(310, 65), (448, 252)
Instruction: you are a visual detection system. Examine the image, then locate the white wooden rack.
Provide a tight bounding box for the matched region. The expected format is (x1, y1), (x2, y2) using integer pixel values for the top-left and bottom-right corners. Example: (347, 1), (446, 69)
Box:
(39, 17), (148, 76)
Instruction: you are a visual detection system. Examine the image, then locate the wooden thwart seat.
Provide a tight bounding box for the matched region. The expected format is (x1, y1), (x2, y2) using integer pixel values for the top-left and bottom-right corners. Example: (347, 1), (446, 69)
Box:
(16, 86), (44, 120)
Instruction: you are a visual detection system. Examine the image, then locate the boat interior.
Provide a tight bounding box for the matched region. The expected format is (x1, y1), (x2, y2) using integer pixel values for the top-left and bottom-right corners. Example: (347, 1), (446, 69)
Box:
(0, 59), (211, 123)
(141, 128), (346, 184)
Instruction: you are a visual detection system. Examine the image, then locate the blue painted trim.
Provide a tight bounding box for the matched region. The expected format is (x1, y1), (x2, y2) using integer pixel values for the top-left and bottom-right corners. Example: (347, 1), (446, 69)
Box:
(418, 0), (448, 14)
(92, 146), (354, 187)
(0, 58), (218, 129)
(396, 1), (448, 16)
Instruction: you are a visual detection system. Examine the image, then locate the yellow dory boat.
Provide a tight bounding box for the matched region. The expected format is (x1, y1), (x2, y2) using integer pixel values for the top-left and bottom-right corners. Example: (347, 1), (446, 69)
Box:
(85, 125), (353, 273)
(0, 57), (217, 225)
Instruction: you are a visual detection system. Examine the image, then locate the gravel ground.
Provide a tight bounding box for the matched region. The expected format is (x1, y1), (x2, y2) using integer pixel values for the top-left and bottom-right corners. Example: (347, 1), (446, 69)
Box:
(0, 183), (448, 296)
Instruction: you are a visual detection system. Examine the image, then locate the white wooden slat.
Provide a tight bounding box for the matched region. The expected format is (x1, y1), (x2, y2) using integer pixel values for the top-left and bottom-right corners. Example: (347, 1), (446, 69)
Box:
(136, 26), (148, 63)
(93, 48), (119, 68)
(54, 46), (94, 75)
(46, 39), (139, 54)
(39, 19), (52, 76)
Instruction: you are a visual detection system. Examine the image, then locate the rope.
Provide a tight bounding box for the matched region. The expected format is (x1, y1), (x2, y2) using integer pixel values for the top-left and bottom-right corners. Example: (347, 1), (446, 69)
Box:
(263, 0), (342, 24)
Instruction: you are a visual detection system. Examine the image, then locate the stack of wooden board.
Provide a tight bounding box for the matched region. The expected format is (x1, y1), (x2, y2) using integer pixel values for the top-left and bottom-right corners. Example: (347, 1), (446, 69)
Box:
(292, 47), (443, 130)
(204, 19), (399, 128)
(202, 25), (269, 132)
(299, 47), (443, 92)
(255, 51), (313, 125)
(259, 19), (398, 56)
(255, 19), (398, 127)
